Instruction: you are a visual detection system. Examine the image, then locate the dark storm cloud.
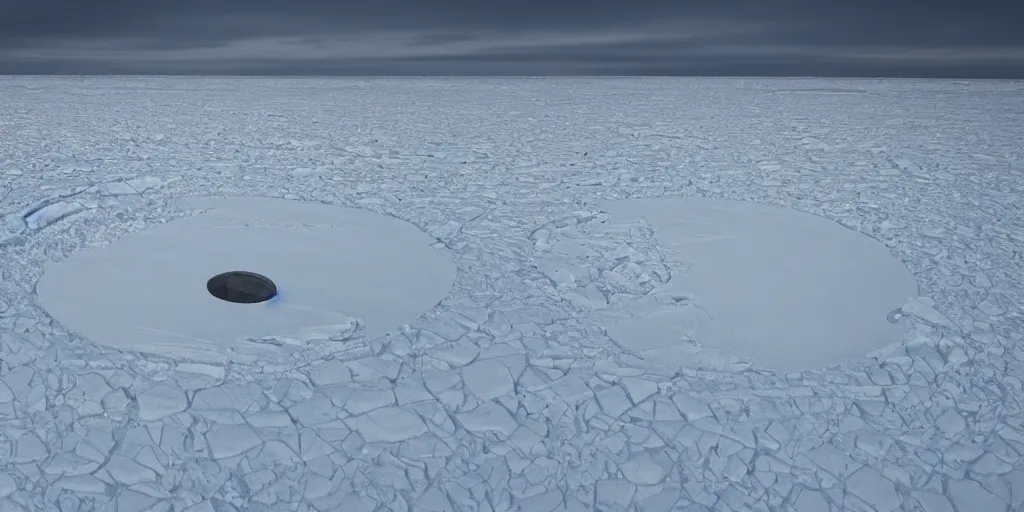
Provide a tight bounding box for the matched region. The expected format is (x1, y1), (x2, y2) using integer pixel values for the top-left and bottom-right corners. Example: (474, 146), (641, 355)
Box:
(0, 0), (1021, 76)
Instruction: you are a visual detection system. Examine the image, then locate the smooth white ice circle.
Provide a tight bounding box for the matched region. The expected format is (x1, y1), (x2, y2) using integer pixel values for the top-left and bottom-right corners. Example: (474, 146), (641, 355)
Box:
(36, 196), (457, 364)
(600, 197), (919, 373)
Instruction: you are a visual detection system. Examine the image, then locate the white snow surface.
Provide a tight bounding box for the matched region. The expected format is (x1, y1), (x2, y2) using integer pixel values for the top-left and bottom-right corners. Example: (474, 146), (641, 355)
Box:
(35, 195), (456, 363)
(597, 197), (918, 372)
(1, 76), (1023, 512)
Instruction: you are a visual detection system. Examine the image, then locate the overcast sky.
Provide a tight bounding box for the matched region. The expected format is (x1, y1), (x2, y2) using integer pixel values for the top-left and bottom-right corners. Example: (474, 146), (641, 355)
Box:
(1, 0), (1021, 77)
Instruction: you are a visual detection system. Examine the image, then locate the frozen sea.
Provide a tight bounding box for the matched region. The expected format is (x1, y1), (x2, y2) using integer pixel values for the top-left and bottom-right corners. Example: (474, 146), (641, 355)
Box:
(0, 76), (1023, 511)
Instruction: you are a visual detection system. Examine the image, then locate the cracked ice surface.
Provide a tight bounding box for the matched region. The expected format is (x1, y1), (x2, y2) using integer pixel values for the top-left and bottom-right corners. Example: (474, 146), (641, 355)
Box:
(1, 77), (1024, 511)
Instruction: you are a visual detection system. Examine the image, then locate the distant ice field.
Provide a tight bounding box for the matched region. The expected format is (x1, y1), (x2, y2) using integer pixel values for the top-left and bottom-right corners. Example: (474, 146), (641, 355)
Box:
(1, 77), (1022, 512)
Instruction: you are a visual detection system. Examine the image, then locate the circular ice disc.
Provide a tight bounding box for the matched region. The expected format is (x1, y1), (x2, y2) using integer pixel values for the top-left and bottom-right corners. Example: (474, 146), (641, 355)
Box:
(36, 196), (457, 364)
(600, 197), (919, 373)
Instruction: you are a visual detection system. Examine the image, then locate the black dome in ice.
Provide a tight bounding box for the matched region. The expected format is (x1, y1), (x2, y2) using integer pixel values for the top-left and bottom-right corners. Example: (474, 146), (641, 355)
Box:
(207, 271), (278, 304)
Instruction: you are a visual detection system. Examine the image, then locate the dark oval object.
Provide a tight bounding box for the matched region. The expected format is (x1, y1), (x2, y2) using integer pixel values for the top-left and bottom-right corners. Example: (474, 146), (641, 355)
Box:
(207, 271), (277, 304)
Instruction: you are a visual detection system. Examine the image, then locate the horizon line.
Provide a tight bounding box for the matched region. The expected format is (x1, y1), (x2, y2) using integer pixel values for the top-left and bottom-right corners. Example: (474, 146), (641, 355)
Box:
(2, 74), (1021, 81)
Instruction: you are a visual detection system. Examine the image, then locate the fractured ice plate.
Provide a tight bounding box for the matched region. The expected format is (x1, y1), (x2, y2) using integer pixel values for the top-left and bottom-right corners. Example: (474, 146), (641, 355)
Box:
(35, 196), (457, 364)
(600, 197), (919, 373)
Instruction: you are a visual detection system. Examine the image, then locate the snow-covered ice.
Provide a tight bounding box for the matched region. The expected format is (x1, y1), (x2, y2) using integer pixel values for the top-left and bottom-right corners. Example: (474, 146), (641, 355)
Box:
(34, 195), (456, 363)
(598, 196), (919, 372)
(1, 76), (1022, 511)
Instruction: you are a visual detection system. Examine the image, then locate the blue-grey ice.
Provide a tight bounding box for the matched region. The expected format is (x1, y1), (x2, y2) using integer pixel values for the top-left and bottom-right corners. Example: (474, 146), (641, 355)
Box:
(1, 76), (1022, 512)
